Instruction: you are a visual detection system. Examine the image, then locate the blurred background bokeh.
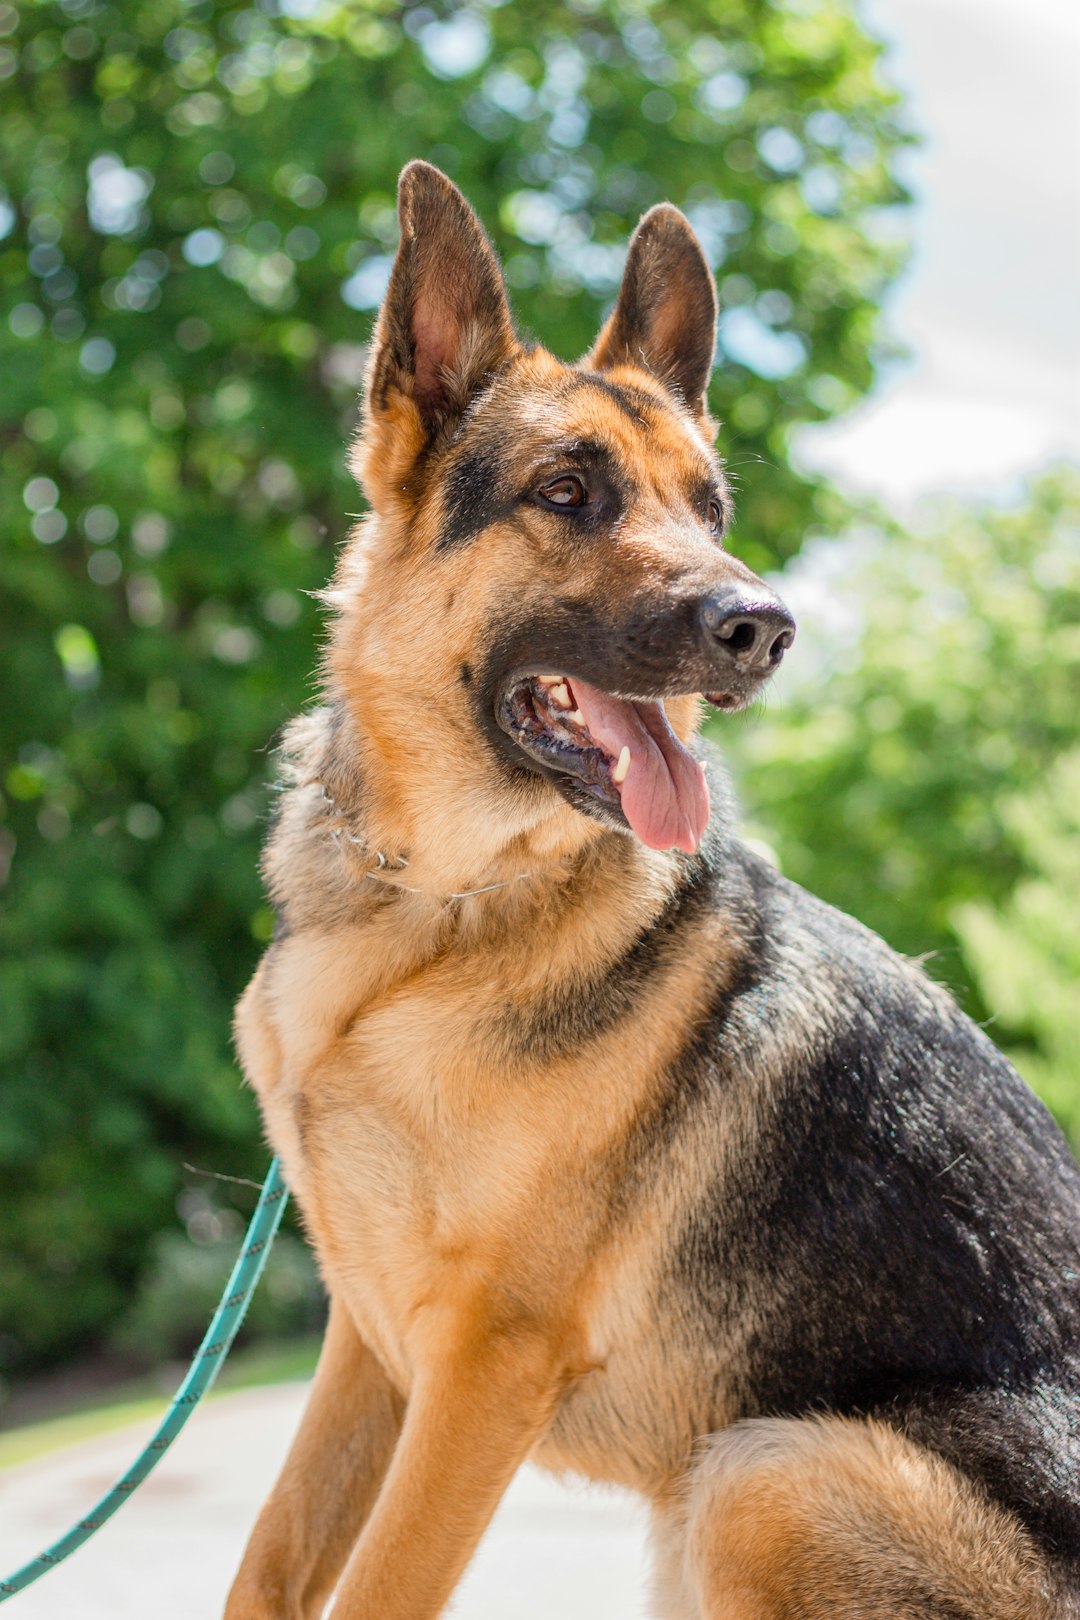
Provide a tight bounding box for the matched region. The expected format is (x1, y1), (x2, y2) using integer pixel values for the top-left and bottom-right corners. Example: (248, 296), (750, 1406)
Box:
(1, 0), (1077, 1417)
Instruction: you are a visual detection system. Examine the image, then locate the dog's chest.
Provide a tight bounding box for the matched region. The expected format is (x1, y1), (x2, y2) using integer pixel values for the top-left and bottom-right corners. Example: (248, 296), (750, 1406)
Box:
(250, 919), (728, 1488)
(263, 966), (604, 1371)
(307, 1096), (528, 1388)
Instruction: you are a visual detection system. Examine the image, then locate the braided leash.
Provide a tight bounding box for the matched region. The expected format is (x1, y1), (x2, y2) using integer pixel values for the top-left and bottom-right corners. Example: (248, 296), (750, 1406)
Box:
(0, 1158), (289, 1603)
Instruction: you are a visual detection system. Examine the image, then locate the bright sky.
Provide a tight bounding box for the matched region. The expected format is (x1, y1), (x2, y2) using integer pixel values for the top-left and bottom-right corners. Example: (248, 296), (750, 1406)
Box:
(795, 0), (1080, 505)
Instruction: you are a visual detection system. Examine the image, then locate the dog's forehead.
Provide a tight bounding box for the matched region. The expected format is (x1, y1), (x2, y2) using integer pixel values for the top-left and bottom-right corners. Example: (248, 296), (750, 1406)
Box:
(468, 356), (722, 485)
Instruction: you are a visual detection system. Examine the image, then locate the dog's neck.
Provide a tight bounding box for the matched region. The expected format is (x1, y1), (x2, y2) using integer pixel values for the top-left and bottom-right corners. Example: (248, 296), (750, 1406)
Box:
(317, 694), (620, 891)
(266, 700), (705, 938)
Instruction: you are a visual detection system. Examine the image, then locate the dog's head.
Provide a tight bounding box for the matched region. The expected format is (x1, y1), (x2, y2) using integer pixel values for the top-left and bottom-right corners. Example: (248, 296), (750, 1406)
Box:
(328, 162), (793, 877)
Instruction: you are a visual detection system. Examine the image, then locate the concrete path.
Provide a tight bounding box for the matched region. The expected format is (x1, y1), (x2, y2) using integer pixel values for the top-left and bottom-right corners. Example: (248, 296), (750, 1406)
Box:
(0, 1381), (651, 1617)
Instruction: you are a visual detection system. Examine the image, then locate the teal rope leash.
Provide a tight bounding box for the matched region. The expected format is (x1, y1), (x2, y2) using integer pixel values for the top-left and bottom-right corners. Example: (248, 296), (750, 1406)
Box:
(0, 1157), (289, 1603)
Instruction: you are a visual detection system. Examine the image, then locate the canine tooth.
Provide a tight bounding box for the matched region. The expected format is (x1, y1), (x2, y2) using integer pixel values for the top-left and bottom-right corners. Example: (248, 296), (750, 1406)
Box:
(537, 675), (561, 687)
(564, 708), (584, 724)
(612, 746), (631, 785)
(549, 682), (572, 708)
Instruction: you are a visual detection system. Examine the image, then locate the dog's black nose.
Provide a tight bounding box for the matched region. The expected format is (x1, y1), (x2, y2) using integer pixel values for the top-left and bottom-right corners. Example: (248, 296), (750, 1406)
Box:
(699, 589), (795, 672)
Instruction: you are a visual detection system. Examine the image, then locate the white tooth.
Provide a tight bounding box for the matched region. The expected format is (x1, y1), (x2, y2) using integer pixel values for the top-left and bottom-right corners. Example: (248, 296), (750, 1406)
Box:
(612, 746), (631, 785)
(537, 675), (561, 687)
(549, 682), (572, 708)
(564, 708), (584, 724)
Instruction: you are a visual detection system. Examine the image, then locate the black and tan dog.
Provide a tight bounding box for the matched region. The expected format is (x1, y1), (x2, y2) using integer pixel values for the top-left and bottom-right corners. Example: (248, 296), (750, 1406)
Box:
(225, 163), (1080, 1618)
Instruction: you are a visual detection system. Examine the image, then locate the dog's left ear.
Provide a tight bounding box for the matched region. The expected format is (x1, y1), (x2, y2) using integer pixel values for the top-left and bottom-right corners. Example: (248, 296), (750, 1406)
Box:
(363, 162), (517, 454)
(587, 204), (717, 425)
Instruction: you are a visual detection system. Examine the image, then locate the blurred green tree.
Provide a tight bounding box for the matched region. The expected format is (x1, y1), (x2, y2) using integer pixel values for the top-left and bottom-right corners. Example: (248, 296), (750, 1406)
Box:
(954, 747), (1080, 1150)
(718, 465), (1080, 1146)
(0, 0), (910, 1373)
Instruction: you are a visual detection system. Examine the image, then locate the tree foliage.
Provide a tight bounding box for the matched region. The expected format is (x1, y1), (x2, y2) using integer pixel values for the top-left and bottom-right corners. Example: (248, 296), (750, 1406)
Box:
(0, 0), (910, 1374)
(718, 465), (1080, 1146)
(955, 746), (1080, 1151)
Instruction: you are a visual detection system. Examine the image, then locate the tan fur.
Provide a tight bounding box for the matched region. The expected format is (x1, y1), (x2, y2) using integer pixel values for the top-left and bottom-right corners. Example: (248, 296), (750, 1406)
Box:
(223, 167), (1064, 1619)
(653, 1417), (1057, 1620)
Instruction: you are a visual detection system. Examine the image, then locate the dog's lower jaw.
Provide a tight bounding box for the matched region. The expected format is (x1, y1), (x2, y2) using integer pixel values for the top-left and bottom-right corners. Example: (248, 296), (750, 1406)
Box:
(492, 676), (710, 854)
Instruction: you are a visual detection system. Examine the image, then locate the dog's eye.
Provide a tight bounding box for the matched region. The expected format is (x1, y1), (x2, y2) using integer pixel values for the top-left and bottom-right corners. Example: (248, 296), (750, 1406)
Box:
(539, 475), (588, 510)
(707, 498), (724, 537)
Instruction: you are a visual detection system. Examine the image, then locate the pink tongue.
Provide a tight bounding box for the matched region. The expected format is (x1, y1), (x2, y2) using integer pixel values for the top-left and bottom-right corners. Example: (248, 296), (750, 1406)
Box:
(569, 678), (710, 854)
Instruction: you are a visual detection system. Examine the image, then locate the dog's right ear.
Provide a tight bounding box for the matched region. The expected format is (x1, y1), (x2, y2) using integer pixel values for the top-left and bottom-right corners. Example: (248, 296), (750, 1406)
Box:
(359, 163), (516, 486)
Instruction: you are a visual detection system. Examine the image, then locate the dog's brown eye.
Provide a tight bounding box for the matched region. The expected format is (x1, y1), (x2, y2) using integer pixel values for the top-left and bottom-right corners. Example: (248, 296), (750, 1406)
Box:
(539, 475), (588, 509)
(707, 498), (724, 536)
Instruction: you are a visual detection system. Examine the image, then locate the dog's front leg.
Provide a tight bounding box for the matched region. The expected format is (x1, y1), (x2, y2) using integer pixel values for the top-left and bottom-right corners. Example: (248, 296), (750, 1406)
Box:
(224, 1298), (404, 1620)
(328, 1318), (570, 1619)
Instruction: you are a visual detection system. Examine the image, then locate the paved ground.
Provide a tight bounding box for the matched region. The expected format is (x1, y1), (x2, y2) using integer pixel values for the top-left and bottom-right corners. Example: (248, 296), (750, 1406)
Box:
(0, 1381), (651, 1617)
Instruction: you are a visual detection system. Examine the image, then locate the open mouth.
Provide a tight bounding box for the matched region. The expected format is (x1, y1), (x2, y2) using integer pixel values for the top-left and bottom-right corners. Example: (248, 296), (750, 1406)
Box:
(498, 673), (711, 854)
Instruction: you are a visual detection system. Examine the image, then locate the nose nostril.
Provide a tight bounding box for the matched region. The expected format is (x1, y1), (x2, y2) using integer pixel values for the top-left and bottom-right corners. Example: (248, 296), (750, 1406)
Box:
(701, 592), (794, 668)
(718, 619), (758, 655)
(768, 628), (794, 664)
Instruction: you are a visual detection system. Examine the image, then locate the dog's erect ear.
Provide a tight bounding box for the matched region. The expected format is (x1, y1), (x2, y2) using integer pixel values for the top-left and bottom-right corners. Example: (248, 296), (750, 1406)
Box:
(587, 204), (717, 422)
(364, 162), (516, 444)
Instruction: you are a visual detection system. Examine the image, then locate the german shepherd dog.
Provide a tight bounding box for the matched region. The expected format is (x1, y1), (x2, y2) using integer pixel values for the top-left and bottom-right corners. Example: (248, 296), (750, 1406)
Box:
(225, 163), (1080, 1618)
